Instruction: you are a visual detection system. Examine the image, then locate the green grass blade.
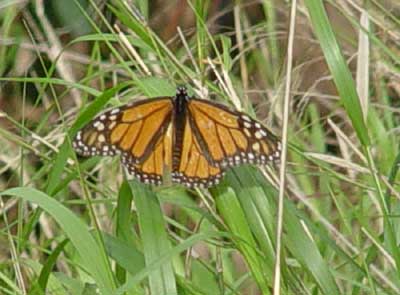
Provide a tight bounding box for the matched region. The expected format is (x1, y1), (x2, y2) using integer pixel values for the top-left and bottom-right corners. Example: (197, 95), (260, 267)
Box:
(304, 0), (370, 146)
(213, 184), (272, 293)
(116, 231), (223, 295)
(129, 180), (177, 295)
(225, 166), (341, 294)
(104, 233), (145, 276)
(24, 260), (69, 295)
(115, 180), (147, 293)
(1, 187), (116, 294)
(37, 239), (69, 293)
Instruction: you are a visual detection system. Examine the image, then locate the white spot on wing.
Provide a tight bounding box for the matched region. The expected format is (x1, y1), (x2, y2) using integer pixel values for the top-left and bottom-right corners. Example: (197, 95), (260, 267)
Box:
(111, 108), (120, 115)
(96, 122), (105, 131)
(242, 115), (251, 122)
(252, 142), (260, 151)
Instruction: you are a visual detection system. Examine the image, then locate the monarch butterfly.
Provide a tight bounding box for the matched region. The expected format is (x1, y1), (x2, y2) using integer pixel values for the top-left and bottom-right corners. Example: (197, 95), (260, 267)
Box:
(73, 86), (281, 188)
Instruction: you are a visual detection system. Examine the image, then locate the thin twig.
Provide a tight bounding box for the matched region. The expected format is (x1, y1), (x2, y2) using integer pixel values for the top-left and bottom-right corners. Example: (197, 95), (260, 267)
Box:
(114, 24), (152, 76)
(234, 5), (248, 92)
(273, 0), (297, 294)
(356, 8), (370, 121)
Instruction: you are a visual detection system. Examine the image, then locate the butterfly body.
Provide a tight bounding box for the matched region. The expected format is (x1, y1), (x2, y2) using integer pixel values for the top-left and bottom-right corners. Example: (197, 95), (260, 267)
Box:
(73, 86), (281, 188)
(171, 87), (190, 172)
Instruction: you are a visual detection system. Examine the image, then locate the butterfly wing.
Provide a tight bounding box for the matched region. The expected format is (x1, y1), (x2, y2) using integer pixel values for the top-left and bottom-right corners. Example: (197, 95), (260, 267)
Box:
(122, 123), (173, 185)
(73, 97), (174, 165)
(172, 116), (224, 188)
(73, 89), (280, 188)
(187, 98), (281, 168)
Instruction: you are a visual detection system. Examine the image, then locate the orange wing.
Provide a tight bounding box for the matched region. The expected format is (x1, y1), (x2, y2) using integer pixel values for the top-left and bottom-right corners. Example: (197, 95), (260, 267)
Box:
(73, 97), (173, 165)
(73, 89), (280, 188)
(172, 116), (224, 188)
(122, 124), (173, 185)
(187, 98), (281, 168)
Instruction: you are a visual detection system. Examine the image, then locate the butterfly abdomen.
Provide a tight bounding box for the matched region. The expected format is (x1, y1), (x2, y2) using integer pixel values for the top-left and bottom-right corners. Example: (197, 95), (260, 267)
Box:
(171, 89), (189, 171)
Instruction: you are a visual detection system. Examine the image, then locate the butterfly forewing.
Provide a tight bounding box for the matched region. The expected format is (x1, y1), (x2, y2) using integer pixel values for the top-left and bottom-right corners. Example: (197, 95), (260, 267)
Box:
(73, 97), (173, 164)
(187, 98), (281, 168)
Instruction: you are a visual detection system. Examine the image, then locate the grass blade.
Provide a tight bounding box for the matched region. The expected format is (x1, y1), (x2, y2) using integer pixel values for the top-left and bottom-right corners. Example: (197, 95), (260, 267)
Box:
(213, 183), (272, 293)
(225, 166), (341, 294)
(129, 180), (177, 295)
(1, 187), (116, 294)
(304, 0), (369, 146)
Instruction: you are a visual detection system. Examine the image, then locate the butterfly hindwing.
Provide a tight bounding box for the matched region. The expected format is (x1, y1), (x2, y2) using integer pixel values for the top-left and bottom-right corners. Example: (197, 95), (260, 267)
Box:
(172, 116), (224, 188)
(187, 98), (281, 168)
(123, 124), (173, 185)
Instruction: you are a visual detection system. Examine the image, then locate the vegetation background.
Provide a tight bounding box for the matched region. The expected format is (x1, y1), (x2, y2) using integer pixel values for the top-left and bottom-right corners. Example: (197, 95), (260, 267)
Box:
(0, 0), (399, 294)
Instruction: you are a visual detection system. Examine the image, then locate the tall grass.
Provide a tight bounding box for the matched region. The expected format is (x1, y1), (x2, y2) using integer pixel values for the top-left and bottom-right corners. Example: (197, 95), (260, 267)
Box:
(0, 0), (399, 294)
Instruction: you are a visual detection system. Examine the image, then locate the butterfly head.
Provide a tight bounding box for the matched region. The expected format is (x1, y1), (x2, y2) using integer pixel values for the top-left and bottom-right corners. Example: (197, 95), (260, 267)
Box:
(175, 86), (190, 113)
(176, 86), (188, 98)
